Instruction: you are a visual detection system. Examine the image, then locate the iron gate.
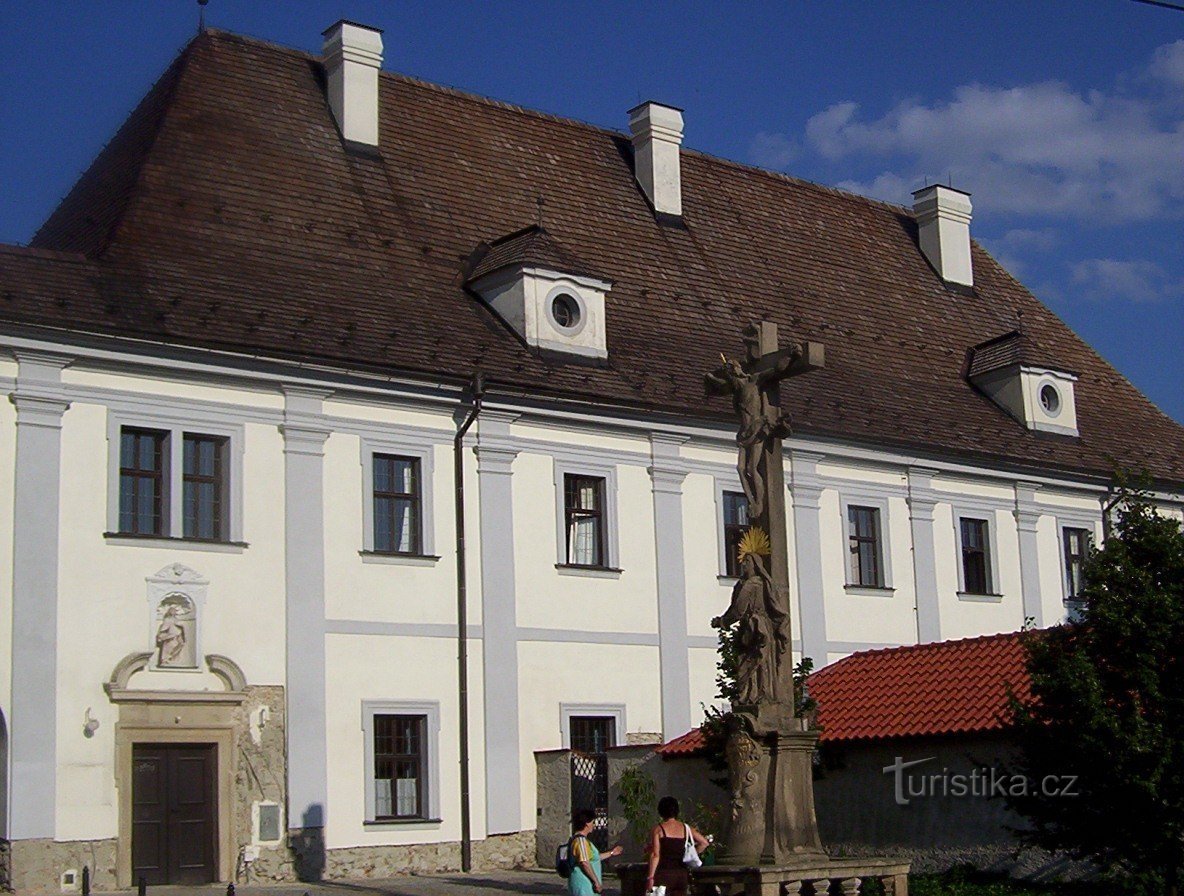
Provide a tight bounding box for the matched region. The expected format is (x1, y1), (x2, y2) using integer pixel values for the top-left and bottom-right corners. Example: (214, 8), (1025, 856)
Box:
(570, 750), (609, 851)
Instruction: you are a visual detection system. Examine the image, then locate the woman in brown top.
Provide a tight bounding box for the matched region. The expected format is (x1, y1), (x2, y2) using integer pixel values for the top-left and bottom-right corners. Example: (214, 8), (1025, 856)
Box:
(645, 796), (710, 896)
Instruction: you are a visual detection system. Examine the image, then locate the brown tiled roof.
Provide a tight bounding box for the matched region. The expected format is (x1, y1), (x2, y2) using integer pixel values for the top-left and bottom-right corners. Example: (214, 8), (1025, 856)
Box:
(467, 225), (604, 285)
(968, 330), (1070, 379)
(656, 630), (1032, 752)
(7, 29), (1184, 485)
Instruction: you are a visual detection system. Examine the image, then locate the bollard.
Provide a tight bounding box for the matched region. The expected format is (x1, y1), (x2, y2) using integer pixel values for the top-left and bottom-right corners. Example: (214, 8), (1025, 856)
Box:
(81, 866), (90, 896)
(138, 877), (147, 896)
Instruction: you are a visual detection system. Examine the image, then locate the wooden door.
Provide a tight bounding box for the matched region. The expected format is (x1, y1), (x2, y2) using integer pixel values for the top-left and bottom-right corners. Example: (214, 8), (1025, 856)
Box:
(132, 744), (217, 884)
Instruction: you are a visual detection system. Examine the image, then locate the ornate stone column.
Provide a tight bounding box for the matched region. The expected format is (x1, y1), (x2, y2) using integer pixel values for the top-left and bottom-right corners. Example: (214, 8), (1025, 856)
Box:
(475, 411), (521, 835)
(649, 433), (692, 739)
(9, 352), (70, 842)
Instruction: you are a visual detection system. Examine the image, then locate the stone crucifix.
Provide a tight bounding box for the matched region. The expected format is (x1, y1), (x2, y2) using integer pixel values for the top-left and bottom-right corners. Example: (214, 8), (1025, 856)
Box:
(705, 321), (824, 708)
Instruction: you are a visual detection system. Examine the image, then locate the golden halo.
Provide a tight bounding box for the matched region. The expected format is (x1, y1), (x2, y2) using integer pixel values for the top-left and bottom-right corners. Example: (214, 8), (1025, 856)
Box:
(737, 526), (771, 561)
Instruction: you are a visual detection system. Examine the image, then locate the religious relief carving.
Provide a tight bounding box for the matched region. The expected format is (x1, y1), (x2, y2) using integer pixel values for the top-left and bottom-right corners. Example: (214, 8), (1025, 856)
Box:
(725, 724), (763, 823)
(145, 563), (208, 671)
(154, 594), (197, 668)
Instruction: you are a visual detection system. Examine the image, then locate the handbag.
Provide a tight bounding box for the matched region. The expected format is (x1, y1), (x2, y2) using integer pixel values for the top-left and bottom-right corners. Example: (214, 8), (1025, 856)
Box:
(682, 823), (703, 869)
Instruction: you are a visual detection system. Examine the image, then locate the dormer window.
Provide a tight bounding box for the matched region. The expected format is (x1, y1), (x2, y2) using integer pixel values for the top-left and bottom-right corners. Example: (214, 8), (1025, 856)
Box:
(466, 226), (611, 360)
(968, 331), (1079, 437)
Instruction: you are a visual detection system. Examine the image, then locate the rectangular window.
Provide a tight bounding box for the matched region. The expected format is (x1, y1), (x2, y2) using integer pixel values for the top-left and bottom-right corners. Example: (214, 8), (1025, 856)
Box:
(183, 434), (228, 540)
(569, 715), (617, 754)
(564, 474), (605, 567)
(1063, 527), (1090, 599)
(722, 491), (749, 577)
(373, 455), (421, 554)
(119, 428), (167, 536)
(960, 517), (992, 595)
(847, 505), (884, 587)
(372, 714), (426, 820)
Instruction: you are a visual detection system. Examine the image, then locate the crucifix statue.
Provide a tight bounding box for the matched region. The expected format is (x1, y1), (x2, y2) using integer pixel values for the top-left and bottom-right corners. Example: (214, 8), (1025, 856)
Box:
(706, 321), (823, 706)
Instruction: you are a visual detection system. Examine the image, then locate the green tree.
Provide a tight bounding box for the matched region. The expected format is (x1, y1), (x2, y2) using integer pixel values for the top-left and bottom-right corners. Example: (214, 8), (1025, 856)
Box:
(1009, 490), (1184, 894)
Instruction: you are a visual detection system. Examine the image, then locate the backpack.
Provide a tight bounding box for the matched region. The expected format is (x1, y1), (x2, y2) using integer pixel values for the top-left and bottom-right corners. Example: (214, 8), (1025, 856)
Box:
(555, 834), (584, 878)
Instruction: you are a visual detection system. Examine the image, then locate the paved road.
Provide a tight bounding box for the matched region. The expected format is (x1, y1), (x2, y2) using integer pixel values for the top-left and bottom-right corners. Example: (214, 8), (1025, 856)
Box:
(104, 870), (611, 896)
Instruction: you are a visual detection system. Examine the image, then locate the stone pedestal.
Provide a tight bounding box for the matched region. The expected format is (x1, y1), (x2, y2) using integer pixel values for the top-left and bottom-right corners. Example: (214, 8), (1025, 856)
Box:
(718, 707), (824, 867)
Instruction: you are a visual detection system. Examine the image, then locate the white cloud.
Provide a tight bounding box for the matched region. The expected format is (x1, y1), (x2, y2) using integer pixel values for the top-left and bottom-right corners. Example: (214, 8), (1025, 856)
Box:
(1149, 40), (1184, 86)
(1070, 258), (1184, 303)
(749, 131), (798, 169)
(791, 42), (1184, 223)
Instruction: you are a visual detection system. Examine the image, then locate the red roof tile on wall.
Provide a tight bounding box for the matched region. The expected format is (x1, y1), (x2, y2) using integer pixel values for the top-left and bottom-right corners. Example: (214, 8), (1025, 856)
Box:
(657, 631), (1033, 755)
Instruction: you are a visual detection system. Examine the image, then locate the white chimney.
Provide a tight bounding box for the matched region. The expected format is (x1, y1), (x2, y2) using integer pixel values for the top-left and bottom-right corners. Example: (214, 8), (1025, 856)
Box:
(912, 185), (973, 287)
(322, 21), (384, 147)
(629, 101), (685, 217)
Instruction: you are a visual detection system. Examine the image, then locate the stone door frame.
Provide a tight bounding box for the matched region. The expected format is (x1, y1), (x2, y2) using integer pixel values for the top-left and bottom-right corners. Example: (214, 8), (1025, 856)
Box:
(107, 652), (246, 887)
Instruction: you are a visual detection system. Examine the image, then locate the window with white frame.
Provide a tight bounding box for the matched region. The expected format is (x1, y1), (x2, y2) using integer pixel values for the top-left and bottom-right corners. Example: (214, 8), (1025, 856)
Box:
(363, 701), (441, 824)
(958, 516), (993, 595)
(553, 458), (619, 571)
(847, 505), (884, 588)
(109, 417), (243, 543)
(360, 436), (438, 559)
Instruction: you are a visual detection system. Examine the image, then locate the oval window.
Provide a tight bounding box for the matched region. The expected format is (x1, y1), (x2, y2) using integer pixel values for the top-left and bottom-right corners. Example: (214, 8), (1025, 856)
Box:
(551, 293), (581, 330)
(1039, 384), (1061, 415)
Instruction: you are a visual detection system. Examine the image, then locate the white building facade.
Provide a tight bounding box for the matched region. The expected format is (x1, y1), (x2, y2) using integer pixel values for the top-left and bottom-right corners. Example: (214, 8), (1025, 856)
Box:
(3, 20), (1182, 893)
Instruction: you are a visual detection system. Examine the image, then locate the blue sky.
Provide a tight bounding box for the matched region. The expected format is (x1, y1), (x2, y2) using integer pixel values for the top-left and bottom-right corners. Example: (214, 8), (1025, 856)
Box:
(2, 2), (1181, 423)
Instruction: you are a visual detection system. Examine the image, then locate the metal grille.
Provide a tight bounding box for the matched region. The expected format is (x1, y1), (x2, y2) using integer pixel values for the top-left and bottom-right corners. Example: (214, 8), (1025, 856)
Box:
(570, 751), (609, 851)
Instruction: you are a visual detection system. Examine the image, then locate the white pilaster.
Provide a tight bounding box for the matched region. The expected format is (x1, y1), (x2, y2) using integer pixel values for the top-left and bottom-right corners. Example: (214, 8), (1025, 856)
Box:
(908, 467), (942, 644)
(649, 433), (692, 739)
(790, 452), (828, 667)
(281, 387), (332, 832)
(9, 352), (70, 840)
(475, 412), (521, 834)
(1015, 482), (1044, 629)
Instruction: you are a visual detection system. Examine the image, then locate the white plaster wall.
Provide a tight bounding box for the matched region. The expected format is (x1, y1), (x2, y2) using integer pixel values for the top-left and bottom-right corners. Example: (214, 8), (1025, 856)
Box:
(516, 640), (662, 828)
(821, 491), (918, 649)
(54, 400), (287, 840)
(509, 421), (650, 455)
(324, 633), (477, 848)
(322, 399), (455, 432)
(513, 453), (658, 633)
(1035, 489), (1103, 513)
(688, 647), (722, 722)
(322, 433), (462, 626)
(61, 368), (284, 409)
(0, 390), (14, 727)
(934, 505), (1025, 641)
(1036, 515), (1070, 625)
(683, 472), (736, 641)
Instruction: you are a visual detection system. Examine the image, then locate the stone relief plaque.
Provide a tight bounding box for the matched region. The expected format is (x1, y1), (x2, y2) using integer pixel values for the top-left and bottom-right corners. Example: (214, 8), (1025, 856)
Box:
(146, 563), (208, 671)
(154, 593), (197, 668)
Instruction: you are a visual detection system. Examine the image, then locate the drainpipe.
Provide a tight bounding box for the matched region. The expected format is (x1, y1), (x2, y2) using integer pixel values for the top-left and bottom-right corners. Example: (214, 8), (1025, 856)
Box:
(454, 372), (484, 872)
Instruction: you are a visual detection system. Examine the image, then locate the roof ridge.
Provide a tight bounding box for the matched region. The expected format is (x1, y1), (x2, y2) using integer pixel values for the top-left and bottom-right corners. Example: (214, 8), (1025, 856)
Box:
(812, 629), (1029, 672)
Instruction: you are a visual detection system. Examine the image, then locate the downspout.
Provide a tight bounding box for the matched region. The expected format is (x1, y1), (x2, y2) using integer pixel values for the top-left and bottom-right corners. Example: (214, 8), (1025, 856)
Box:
(454, 372), (484, 873)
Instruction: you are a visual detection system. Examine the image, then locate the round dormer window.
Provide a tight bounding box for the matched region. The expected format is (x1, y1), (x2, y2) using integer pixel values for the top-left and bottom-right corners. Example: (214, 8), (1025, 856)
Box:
(1039, 383), (1061, 416)
(550, 292), (582, 331)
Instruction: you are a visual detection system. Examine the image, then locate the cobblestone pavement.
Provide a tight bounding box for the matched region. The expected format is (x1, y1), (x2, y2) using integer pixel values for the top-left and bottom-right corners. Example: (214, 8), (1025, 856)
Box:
(101, 870), (613, 896)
